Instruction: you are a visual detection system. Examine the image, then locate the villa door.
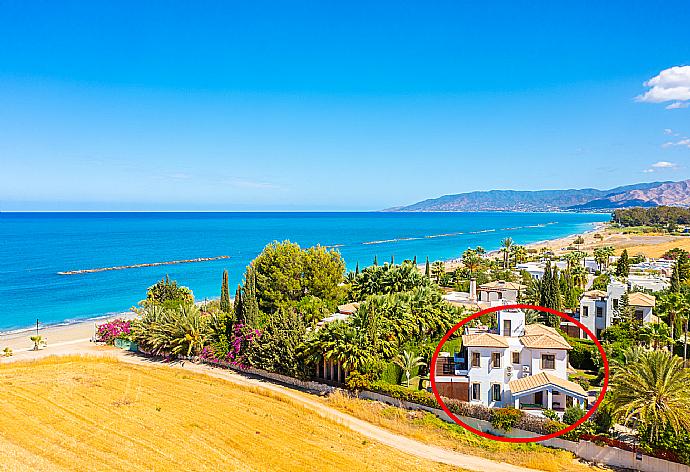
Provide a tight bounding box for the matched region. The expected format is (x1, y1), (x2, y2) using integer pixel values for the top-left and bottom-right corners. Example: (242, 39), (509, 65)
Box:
(534, 391), (543, 406)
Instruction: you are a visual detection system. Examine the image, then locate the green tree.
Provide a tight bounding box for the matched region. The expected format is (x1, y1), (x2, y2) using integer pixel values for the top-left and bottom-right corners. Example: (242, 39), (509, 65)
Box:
(233, 284), (243, 319)
(501, 237), (514, 268)
(640, 322), (673, 350)
(609, 350), (690, 441)
(131, 303), (212, 357)
(145, 275), (194, 309)
(220, 270), (231, 313)
(250, 241), (345, 315)
(424, 257), (430, 278)
(431, 261), (445, 284)
(657, 292), (686, 347)
(247, 308), (308, 378)
(615, 249), (630, 277)
(392, 350), (426, 388)
(539, 262), (562, 325)
(593, 246), (615, 272)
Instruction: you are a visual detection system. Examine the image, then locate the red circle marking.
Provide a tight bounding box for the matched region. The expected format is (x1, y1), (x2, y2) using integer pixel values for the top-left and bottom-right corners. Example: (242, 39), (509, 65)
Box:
(430, 304), (609, 443)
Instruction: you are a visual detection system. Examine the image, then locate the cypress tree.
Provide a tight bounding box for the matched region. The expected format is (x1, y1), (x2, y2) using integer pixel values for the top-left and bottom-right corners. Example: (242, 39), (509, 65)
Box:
(220, 270), (231, 313)
(615, 249), (630, 278)
(391, 254), (395, 265)
(670, 264), (681, 293)
(413, 255), (417, 265)
(373, 255), (378, 266)
(233, 284), (243, 320)
(425, 257), (430, 278)
(539, 261), (562, 326)
(355, 261), (360, 275)
(242, 265), (261, 327)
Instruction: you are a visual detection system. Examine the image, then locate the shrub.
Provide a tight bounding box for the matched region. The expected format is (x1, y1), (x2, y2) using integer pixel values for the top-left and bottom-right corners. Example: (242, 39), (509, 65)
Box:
(2, 347), (12, 357)
(346, 371), (374, 392)
(96, 319), (132, 345)
(490, 407), (524, 432)
(371, 381), (439, 408)
(569, 343), (595, 370)
(563, 406), (586, 425)
(543, 409), (559, 421)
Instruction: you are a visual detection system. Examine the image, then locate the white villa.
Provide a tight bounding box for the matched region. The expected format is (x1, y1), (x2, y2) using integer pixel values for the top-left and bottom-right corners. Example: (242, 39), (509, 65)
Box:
(434, 307), (587, 415)
(477, 280), (526, 303)
(577, 281), (657, 338)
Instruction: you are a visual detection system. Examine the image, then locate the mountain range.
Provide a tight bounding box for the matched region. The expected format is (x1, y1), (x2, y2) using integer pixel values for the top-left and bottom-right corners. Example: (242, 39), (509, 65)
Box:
(387, 180), (690, 212)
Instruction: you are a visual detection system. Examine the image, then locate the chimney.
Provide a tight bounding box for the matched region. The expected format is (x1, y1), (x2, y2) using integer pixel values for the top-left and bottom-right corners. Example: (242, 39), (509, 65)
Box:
(469, 278), (477, 302)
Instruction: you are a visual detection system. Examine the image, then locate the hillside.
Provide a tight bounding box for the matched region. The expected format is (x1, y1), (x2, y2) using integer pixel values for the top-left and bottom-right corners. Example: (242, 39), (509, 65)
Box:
(0, 356), (459, 472)
(389, 180), (690, 212)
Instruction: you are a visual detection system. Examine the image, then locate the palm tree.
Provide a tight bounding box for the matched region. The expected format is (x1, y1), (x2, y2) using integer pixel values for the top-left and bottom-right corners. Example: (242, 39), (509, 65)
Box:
(571, 266), (588, 290)
(29, 335), (43, 351)
(462, 248), (483, 277)
(639, 322), (673, 350)
(573, 235), (585, 250)
(609, 350), (690, 441)
(593, 247), (614, 271)
(500, 238), (514, 268)
(657, 292), (685, 348)
(393, 350), (426, 388)
(512, 245), (527, 265)
(431, 261), (445, 284)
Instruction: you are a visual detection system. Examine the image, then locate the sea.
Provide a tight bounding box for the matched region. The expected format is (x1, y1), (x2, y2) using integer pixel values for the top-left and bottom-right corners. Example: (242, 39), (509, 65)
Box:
(0, 211), (609, 332)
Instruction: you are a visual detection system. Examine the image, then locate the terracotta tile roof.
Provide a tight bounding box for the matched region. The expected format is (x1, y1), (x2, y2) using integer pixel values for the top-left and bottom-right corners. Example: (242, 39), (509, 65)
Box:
(462, 333), (509, 348)
(524, 324), (560, 336)
(478, 280), (527, 291)
(582, 290), (607, 299)
(509, 372), (587, 396)
(628, 292), (655, 308)
(520, 324), (572, 350)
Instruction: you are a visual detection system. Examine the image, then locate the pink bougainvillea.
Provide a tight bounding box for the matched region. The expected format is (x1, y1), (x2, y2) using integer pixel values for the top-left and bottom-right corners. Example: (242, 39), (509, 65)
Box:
(199, 323), (260, 368)
(96, 319), (132, 345)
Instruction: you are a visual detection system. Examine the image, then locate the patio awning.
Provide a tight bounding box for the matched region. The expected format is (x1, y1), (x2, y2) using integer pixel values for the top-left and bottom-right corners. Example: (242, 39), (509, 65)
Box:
(509, 372), (587, 398)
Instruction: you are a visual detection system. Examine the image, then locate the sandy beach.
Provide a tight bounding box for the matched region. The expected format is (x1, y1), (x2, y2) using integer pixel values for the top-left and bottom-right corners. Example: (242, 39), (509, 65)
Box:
(0, 313), (136, 363)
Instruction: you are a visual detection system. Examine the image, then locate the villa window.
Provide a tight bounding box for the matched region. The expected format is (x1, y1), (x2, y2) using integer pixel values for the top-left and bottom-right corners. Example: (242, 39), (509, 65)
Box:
(582, 306), (589, 317)
(503, 319), (512, 337)
(596, 307), (603, 318)
(613, 299), (619, 310)
(491, 384), (502, 402)
(541, 354), (555, 370)
(491, 352), (501, 369)
(471, 352), (481, 368)
(635, 310), (644, 320)
(471, 383), (481, 401)
(512, 351), (520, 364)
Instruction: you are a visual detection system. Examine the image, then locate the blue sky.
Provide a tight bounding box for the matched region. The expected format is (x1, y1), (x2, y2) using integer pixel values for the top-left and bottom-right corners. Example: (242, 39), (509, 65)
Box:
(1, 1), (689, 211)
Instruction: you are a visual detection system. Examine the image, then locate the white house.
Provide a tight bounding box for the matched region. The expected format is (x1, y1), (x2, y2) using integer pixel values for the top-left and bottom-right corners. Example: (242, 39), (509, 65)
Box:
(434, 307), (587, 414)
(627, 274), (669, 293)
(578, 283), (657, 338)
(477, 280), (526, 303)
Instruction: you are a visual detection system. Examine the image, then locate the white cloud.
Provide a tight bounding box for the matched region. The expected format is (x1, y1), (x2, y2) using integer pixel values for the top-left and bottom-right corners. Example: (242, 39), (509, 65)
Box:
(642, 168), (655, 173)
(661, 138), (690, 149)
(652, 161), (677, 168)
(666, 101), (690, 109)
(636, 65), (690, 106)
(664, 128), (674, 135)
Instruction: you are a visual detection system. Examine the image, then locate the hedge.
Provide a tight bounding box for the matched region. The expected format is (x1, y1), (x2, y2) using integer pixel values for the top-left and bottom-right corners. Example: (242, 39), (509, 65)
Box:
(370, 381), (561, 436)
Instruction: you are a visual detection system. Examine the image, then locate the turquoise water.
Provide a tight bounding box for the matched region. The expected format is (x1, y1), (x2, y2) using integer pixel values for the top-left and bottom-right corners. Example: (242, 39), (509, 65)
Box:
(0, 212), (608, 331)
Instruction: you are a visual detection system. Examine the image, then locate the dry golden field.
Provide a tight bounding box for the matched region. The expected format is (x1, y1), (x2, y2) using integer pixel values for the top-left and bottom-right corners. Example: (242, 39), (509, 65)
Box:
(0, 356), (461, 472)
(325, 392), (603, 472)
